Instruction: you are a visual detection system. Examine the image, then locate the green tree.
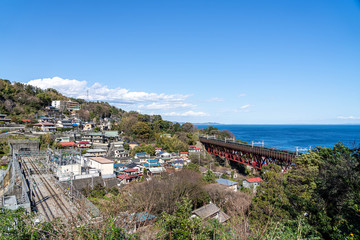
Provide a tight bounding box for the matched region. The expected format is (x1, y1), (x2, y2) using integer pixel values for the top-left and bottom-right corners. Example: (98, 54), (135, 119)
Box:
(157, 197), (231, 240)
(250, 164), (290, 238)
(183, 163), (200, 172)
(36, 92), (51, 106)
(181, 122), (194, 133)
(131, 122), (151, 141)
(285, 143), (360, 239)
(203, 170), (216, 183)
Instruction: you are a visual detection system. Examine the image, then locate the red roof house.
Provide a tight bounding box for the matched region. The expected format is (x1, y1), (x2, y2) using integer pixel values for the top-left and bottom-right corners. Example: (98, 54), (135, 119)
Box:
(21, 119), (31, 123)
(245, 177), (263, 183)
(243, 177), (263, 191)
(60, 142), (77, 148)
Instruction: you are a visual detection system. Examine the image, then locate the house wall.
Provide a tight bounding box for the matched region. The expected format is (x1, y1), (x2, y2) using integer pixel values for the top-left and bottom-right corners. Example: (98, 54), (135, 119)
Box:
(89, 160), (114, 175)
(243, 181), (260, 190)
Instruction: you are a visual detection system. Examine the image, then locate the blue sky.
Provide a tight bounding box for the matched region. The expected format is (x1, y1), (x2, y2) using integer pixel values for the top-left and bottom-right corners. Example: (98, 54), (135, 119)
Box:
(1, 0), (360, 124)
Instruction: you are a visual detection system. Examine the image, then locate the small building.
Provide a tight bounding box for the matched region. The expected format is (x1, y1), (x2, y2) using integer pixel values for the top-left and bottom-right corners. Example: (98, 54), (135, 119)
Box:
(148, 167), (165, 176)
(55, 137), (71, 143)
(216, 178), (238, 192)
(155, 147), (162, 154)
(129, 142), (139, 150)
(88, 157), (114, 176)
(83, 122), (96, 131)
(56, 119), (73, 129)
(189, 145), (202, 154)
(114, 163), (125, 171)
(180, 152), (189, 159)
(108, 141), (129, 158)
(104, 131), (119, 141)
(144, 159), (161, 168)
(86, 149), (107, 157)
(117, 168), (142, 184)
(59, 142), (77, 148)
(33, 122), (57, 132)
(243, 177), (263, 191)
(192, 203), (230, 223)
(51, 100), (65, 110)
(65, 101), (80, 111)
(156, 151), (171, 158)
(169, 159), (184, 169)
(78, 141), (92, 148)
(21, 119), (31, 124)
(82, 132), (105, 143)
(135, 152), (150, 159)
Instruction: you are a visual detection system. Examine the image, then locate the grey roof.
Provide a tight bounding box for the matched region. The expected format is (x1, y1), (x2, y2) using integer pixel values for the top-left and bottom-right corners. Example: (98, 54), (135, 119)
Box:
(218, 211), (230, 223)
(126, 162), (137, 169)
(192, 203), (220, 219)
(192, 203), (230, 223)
(131, 158), (141, 163)
(148, 167), (165, 174)
(87, 149), (107, 153)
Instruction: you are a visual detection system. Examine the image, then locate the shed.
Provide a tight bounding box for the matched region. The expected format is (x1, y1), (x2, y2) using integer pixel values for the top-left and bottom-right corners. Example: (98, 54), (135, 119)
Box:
(192, 203), (230, 223)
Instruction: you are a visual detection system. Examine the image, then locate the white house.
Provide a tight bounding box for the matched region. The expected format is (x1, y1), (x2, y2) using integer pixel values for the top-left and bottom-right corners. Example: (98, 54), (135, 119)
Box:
(88, 157), (114, 176)
(243, 177), (263, 191)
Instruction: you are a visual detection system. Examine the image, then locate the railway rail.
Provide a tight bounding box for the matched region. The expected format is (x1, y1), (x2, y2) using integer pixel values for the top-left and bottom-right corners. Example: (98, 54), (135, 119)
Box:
(21, 158), (53, 221)
(21, 156), (77, 221)
(27, 156), (73, 219)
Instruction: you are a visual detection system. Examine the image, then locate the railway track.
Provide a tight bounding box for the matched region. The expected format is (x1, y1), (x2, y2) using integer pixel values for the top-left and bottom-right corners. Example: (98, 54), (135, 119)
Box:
(20, 155), (97, 224)
(27, 156), (74, 219)
(21, 157), (54, 221)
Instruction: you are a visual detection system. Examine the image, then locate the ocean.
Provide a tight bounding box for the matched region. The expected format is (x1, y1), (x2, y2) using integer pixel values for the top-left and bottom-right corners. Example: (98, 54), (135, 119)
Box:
(195, 124), (360, 152)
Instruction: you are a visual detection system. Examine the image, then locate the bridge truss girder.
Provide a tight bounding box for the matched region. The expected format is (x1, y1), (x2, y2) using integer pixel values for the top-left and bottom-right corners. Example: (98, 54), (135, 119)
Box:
(204, 143), (292, 170)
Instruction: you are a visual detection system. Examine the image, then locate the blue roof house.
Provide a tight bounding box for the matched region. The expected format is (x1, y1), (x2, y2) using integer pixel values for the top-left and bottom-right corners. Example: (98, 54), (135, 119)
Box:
(144, 159), (160, 168)
(216, 178), (239, 192)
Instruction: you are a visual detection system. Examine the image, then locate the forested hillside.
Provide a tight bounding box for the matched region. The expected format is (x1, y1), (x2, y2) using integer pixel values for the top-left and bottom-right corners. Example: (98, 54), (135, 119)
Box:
(0, 78), (124, 120)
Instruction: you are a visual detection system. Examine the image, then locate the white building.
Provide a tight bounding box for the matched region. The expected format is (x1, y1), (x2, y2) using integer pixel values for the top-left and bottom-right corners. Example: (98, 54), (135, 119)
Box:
(243, 177), (263, 192)
(51, 100), (64, 110)
(88, 157), (114, 176)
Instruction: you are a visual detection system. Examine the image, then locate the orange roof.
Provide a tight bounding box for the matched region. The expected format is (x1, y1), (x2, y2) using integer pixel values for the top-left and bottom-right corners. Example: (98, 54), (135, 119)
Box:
(60, 142), (77, 147)
(118, 174), (129, 180)
(180, 152), (188, 154)
(21, 119), (31, 122)
(245, 177), (263, 183)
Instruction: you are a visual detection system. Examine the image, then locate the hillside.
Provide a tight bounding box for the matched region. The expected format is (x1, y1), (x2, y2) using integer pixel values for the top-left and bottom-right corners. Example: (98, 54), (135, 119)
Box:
(0, 78), (124, 121)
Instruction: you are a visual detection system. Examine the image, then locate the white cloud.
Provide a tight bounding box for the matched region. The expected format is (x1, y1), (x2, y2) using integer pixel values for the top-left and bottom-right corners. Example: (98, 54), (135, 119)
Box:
(220, 104), (251, 113)
(28, 77), (87, 97)
(206, 97), (224, 102)
(163, 111), (209, 117)
(238, 93), (247, 97)
(240, 104), (250, 109)
(138, 102), (196, 110)
(337, 116), (360, 120)
(27, 77), (189, 104)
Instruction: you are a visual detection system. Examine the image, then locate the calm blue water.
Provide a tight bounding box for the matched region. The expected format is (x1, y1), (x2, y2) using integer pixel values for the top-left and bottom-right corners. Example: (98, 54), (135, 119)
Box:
(195, 125), (360, 152)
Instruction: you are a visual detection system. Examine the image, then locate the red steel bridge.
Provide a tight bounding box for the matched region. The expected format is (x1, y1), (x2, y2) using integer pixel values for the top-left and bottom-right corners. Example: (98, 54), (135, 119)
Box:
(199, 137), (299, 170)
